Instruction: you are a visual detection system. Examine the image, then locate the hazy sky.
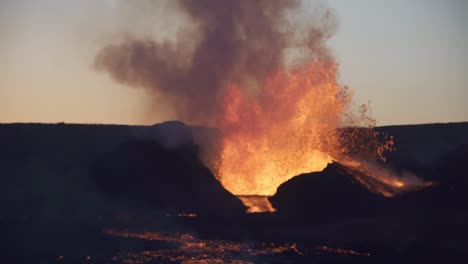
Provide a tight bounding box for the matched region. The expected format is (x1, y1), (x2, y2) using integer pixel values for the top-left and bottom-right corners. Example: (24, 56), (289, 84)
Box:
(1, 0), (467, 125)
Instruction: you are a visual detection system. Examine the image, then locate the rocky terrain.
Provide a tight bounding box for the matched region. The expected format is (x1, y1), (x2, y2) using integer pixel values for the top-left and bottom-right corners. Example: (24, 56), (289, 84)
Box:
(1, 121), (467, 263)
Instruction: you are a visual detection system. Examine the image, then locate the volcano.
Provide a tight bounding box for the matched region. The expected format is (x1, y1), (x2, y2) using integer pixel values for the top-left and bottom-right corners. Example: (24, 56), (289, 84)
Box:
(2, 122), (468, 263)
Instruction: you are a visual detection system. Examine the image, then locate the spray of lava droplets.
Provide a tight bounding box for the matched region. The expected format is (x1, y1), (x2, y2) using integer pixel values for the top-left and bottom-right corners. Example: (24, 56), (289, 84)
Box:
(215, 59), (394, 196)
(218, 60), (345, 195)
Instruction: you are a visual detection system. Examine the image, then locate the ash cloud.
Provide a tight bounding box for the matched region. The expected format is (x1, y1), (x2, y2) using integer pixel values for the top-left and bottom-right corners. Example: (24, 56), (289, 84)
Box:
(94, 0), (337, 125)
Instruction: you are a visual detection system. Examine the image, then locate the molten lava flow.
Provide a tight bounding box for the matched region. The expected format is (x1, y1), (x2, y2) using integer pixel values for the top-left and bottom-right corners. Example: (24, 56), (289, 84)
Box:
(340, 159), (432, 197)
(238, 196), (276, 213)
(104, 229), (370, 263)
(217, 60), (349, 197)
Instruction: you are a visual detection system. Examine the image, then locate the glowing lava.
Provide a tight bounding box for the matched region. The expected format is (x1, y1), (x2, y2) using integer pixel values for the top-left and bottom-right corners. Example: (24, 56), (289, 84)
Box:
(216, 60), (348, 197)
(238, 196), (277, 213)
(212, 59), (398, 212)
(104, 229), (370, 263)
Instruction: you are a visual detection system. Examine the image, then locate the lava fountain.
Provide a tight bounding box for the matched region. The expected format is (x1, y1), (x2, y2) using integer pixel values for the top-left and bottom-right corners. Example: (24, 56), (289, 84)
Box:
(93, 0), (402, 213)
(216, 60), (346, 196)
(214, 59), (396, 212)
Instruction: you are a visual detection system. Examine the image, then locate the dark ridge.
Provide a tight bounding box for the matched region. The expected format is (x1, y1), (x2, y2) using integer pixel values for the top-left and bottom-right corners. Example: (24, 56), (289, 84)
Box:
(269, 162), (390, 220)
(90, 138), (246, 216)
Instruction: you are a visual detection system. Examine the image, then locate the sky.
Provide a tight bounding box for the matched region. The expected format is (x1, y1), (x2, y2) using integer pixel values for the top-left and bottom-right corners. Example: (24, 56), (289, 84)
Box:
(0, 0), (467, 126)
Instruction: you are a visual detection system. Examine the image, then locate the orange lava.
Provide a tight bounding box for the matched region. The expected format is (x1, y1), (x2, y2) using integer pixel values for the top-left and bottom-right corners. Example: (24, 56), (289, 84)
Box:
(103, 229), (371, 263)
(104, 229), (303, 263)
(238, 196), (276, 213)
(340, 159), (432, 197)
(216, 60), (348, 196)
(211, 58), (399, 211)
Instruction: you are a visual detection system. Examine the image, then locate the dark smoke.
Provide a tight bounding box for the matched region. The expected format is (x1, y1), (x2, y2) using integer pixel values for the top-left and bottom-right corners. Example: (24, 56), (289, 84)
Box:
(95, 0), (336, 125)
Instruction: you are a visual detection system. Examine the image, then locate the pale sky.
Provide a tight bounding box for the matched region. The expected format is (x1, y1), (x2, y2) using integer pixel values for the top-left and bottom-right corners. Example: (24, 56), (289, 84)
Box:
(1, 0), (467, 125)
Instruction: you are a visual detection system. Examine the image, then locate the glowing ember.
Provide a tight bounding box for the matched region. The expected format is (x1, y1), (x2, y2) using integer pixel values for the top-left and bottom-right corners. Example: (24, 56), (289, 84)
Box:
(314, 245), (371, 257)
(177, 213), (198, 218)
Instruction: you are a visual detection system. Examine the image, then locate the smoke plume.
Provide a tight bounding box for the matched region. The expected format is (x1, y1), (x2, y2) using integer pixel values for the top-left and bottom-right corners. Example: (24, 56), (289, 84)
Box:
(94, 0), (337, 125)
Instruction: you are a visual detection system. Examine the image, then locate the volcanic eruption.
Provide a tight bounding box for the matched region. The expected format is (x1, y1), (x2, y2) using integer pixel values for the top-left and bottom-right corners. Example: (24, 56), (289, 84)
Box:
(94, 0), (418, 212)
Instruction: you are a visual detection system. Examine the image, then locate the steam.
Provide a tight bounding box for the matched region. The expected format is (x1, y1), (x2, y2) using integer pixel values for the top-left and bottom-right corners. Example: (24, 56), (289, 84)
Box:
(94, 0), (337, 125)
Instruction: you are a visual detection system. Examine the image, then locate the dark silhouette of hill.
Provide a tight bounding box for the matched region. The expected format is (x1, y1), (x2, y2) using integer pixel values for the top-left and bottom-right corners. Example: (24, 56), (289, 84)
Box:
(270, 161), (468, 216)
(267, 158), (468, 262)
(0, 121), (245, 263)
(270, 146), (468, 220)
(0, 121), (245, 217)
(91, 139), (246, 215)
(269, 162), (391, 221)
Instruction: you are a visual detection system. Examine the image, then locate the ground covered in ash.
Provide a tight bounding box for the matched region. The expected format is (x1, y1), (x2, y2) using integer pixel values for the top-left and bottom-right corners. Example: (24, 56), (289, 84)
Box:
(1, 122), (468, 263)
